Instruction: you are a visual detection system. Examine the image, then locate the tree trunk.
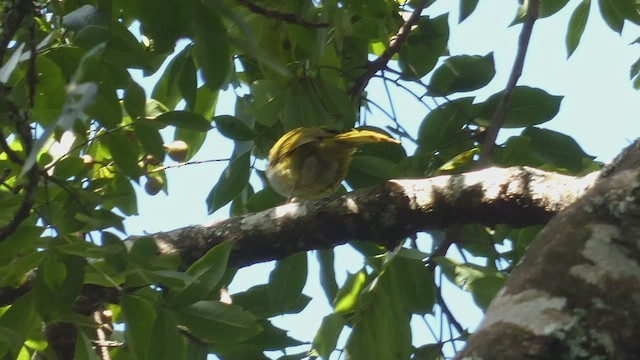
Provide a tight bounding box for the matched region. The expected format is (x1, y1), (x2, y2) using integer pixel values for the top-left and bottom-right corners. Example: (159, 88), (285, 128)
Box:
(456, 141), (640, 359)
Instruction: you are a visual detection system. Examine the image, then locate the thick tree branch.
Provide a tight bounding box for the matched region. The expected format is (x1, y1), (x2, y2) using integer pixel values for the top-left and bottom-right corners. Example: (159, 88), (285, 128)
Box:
(0, 166), (598, 306)
(146, 166), (597, 269)
(348, 0), (429, 97)
(457, 140), (640, 359)
(479, 0), (540, 163)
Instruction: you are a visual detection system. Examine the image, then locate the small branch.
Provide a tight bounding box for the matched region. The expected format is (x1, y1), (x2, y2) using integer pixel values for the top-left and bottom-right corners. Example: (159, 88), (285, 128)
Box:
(236, 0), (328, 28)
(349, 1), (429, 97)
(478, 0), (540, 163)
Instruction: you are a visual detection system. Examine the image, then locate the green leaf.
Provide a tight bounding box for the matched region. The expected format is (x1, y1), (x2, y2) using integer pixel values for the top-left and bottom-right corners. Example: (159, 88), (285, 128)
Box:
(459, 0), (480, 22)
(334, 270), (367, 314)
(207, 151), (251, 214)
(102, 231), (128, 273)
(33, 254), (86, 320)
(155, 111), (212, 131)
(312, 313), (346, 360)
(399, 15), (449, 80)
(316, 250), (339, 304)
(175, 301), (262, 344)
(598, 0), (625, 32)
(268, 253), (308, 312)
(387, 250), (436, 315)
(134, 120), (166, 162)
(0, 293), (40, 359)
(346, 156), (398, 189)
(192, 5), (230, 91)
(474, 86), (563, 128)
(242, 320), (304, 351)
(214, 115), (258, 141)
(147, 309), (186, 360)
(167, 240), (233, 307)
(152, 45), (193, 110)
(344, 285), (412, 360)
(124, 81), (147, 120)
(75, 331), (100, 360)
(246, 80), (288, 126)
(178, 53), (197, 111)
(122, 294), (157, 360)
(52, 156), (85, 179)
(521, 127), (595, 172)
(232, 285), (312, 318)
(428, 53), (495, 96)
(193, 85), (219, 120)
(102, 132), (142, 179)
(468, 275), (506, 310)
(566, 0), (590, 57)
(417, 97), (474, 152)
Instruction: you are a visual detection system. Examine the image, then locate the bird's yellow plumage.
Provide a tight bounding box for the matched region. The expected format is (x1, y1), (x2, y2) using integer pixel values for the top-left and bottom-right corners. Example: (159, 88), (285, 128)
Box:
(266, 127), (400, 200)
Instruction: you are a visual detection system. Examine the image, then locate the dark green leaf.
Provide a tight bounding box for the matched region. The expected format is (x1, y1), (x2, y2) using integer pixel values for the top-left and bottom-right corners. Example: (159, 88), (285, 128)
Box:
(459, 0), (480, 22)
(268, 253), (308, 312)
(232, 284), (312, 318)
(243, 320), (304, 351)
(312, 313), (346, 360)
(152, 45), (193, 110)
(178, 53), (198, 111)
(134, 121), (166, 162)
(155, 111), (212, 131)
(121, 294), (157, 360)
(474, 86), (563, 128)
(207, 151), (251, 214)
(316, 249), (339, 304)
(246, 80), (288, 127)
(147, 309), (186, 360)
(399, 15), (449, 80)
(102, 231), (128, 273)
(215, 115), (258, 141)
(103, 132), (142, 179)
(388, 250), (436, 315)
(75, 331), (100, 360)
(417, 97), (474, 151)
(33, 254), (86, 320)
(175, 301), (261, 343)
(346, 155), (398, 188)
(521, 127), (595, 172)
(124, 81), (146, 120)
(192, 5), (230, 91)
(428, 53), (495, 96)
(193, 85), (219, 120)
(52, 156), (86, 179)
(0, 293), (40, 359)
(467, 274), (506, 310)
(566, 0), (590, 57)
(598, 0), (625, 32)
(344, 285), (412, 360)
(167, 241), (233, 307)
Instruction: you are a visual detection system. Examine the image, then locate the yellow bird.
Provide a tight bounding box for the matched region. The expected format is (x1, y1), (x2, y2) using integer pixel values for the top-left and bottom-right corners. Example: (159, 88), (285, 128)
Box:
(266, 127), (400, 200)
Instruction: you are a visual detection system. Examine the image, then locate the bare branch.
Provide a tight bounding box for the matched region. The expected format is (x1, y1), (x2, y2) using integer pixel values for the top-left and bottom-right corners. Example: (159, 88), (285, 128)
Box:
(479, 0), (540, 163)
(349, 0), (430, 97)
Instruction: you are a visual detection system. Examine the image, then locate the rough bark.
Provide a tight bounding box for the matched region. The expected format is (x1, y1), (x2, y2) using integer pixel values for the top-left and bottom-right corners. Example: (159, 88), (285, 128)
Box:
(456, 141), (640, 360)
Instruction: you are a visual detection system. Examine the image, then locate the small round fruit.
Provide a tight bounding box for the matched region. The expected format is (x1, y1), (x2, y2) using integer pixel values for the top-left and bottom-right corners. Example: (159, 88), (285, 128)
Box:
(163, 141), (189, 162)
(144, 176), (164, 195)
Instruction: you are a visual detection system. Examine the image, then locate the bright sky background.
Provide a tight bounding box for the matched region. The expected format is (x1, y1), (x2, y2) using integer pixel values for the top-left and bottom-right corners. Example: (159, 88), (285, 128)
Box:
(124, 0), (639, 358)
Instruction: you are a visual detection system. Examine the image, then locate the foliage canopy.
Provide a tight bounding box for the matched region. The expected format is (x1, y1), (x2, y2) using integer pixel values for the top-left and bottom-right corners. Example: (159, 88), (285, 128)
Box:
(0, 0), (637, 359)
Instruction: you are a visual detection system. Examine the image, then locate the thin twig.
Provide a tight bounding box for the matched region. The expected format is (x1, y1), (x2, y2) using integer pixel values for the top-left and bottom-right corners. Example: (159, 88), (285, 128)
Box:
(147, 158), (231, 174)
(479, 0), (540, 163)
(348, 1), (429, 97)
(236, 0), (328, 28)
